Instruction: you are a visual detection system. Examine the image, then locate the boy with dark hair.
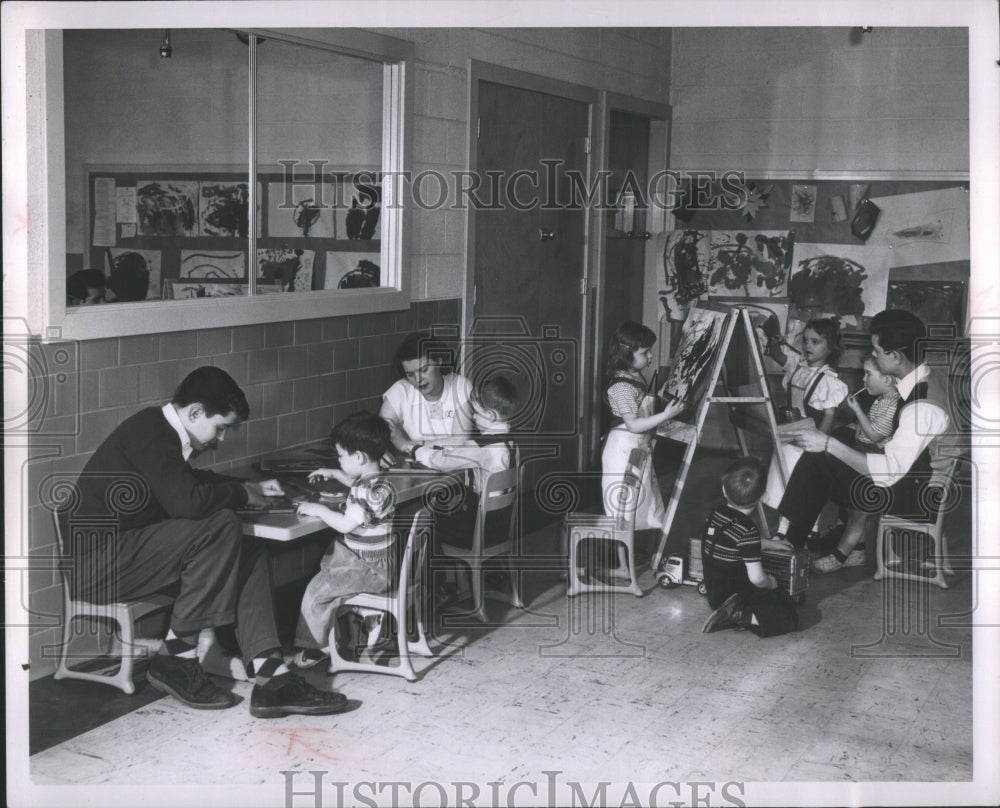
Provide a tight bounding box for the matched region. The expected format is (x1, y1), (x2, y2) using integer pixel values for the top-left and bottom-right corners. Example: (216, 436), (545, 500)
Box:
(292, 412), (398, 669)
(701, 456), (799, 637)
(73, 366), (348, 718)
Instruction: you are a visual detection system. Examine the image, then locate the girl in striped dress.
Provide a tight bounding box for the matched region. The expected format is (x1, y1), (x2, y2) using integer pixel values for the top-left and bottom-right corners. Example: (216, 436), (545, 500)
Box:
(601, 322), (685, 530)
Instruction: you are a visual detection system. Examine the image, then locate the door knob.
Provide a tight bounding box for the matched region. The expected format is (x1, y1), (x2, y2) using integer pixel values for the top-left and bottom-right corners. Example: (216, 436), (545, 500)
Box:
(538, 228), (556, 241)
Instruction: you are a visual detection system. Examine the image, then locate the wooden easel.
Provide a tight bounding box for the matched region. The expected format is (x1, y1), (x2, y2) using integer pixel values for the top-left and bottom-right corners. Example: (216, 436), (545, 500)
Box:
(650, 305), (791, 573)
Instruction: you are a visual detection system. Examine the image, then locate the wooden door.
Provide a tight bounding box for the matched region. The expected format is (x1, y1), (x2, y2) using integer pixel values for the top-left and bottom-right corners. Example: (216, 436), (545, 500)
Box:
(471, 80), (590, 482)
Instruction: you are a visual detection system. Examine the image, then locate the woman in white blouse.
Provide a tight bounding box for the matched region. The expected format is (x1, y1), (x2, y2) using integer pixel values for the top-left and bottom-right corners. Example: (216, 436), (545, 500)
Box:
(379, 331), (474, 461)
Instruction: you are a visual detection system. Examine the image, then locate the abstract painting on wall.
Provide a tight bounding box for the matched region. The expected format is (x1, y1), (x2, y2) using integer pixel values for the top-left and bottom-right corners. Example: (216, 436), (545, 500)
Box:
(324, 252), (381, 289)
(179, 250), (245, 280)
(868, 187), (970, 266)
(256, 248), (315, 292)
(706, 230), (794, 298)
(107, 247), (162, 300)
(169, 282), (247, 299)
(266, 182), (335, 238)
(886, 280), (966, 332)
(788, 243), (892, 330)
(789, 184), (817, 223)
(199, 182), (248, 238)
(136, 181), (199, 237)
(658, 229), (710, 320)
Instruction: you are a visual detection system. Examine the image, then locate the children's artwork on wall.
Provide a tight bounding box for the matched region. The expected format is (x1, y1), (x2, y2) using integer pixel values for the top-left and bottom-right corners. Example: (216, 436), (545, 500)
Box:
(266, 182), (335, 238)
(256, 248), (315, 292)
(789, 184), (817, 223)
(136, 181), (199, 237)
(337, 182), (381, 241)
(324, 252), (381, 289)
(706, 230), (794, 298)
(169, 282), (247, 299)
(107, 248), (162, 300)
(658, 304), (729, 416)
(658, 229), (710, 320)
(886, 280), (966, 331)
(788, 243), (892, 330)
(867, 187), (970, 266)
(179, 250), (246, 280)
(199, 182), (248, 238)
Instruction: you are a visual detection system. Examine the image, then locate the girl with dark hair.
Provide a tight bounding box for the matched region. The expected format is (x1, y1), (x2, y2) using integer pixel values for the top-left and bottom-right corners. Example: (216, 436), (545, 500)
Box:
(601, 322), (685, 530)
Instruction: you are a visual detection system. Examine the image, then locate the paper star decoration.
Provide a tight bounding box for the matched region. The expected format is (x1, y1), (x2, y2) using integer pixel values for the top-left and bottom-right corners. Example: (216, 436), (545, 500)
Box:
(741, 183), (772, 220)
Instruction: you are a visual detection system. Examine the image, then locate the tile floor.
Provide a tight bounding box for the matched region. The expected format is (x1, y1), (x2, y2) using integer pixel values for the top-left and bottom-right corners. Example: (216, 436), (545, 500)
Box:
(26, 452), (977, 797)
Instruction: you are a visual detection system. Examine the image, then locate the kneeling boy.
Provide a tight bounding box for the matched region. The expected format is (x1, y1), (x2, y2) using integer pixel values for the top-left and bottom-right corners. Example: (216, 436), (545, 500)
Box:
(701, 456), (799, 637)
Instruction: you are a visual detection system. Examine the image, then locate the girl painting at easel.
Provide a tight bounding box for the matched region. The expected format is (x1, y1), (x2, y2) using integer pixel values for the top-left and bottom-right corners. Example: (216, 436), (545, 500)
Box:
(602, 322), (686, 530)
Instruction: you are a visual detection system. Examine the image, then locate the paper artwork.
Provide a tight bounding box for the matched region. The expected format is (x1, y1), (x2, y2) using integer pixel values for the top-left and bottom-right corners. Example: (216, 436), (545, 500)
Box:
(199, 182), (248, 238)
(324, 252), (381, 289)
(169, 282), (247, 299)
(107, 248), (162, 300)
(256, 248), (315, 292)
(886, 280), (965, 332)
(789, 184), (817, 223)
(706, 230), (793, 298)
(179, 251), (246, 280)
(868, 187), (969, 265)
(266, 182), (335, 238)
(136, 181), (199, 237)
(659, 304), (729, 414)
(788, 243), (892, 329)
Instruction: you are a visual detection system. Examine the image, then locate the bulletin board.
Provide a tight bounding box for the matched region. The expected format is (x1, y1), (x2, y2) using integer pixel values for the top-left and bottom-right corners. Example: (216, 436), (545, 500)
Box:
(84, 166), (382, 301)
(657, 178), (971, 354)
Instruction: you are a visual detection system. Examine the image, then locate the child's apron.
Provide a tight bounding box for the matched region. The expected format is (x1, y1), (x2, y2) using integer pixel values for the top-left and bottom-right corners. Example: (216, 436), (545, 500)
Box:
(601, 378), (666, 531)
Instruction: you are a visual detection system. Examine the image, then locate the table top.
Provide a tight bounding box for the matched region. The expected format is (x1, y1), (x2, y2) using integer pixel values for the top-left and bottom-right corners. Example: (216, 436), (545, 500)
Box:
(240, 466), (461, 541)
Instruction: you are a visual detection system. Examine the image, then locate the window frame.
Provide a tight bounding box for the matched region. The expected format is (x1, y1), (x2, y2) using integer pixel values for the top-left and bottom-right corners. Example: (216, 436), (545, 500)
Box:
(35, 27), (413, 340)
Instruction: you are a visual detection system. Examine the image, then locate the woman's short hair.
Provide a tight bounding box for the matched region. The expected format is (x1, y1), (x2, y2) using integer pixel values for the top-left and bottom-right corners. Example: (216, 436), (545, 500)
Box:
(394, 331), (456, 376)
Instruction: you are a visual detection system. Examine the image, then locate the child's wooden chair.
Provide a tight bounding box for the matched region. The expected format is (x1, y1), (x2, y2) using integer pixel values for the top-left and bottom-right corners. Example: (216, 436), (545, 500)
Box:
(564, 447), (648, 597)
(327, 508), (435, 681)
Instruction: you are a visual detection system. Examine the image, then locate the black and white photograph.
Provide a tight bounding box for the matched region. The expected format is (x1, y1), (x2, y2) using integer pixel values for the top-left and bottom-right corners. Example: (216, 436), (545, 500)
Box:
(3, 3), (998, 808)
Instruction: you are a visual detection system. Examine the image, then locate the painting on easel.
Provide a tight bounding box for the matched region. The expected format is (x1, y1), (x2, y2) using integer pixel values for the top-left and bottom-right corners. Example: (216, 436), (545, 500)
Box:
(658, 303), (730, 419)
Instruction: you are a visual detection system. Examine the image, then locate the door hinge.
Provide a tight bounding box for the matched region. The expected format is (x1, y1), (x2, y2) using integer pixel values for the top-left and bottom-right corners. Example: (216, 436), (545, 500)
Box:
(583, 136), (591, 154)
(579, 278), (587, 295)
(477, 117), (480, 139)
(473, 284), (477, 305)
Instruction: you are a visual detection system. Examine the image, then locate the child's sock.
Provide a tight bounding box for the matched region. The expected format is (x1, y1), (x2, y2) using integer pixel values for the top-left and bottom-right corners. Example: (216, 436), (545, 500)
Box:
(162, 628), (198, 658)
(252, 655), (291, 686)
(831, 547), (849, 564)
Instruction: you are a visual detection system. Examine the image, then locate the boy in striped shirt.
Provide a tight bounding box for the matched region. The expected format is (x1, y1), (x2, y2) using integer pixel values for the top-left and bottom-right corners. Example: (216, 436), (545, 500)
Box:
(292, 412), (397, 668)
(701, 456), (799, 637)
(845, 356), (901, 453)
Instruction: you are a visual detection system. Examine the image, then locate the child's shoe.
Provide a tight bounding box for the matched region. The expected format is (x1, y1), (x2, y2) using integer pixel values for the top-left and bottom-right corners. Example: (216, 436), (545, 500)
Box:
(292, 647), (329, 669)
(811, 554), (844, 573)
(843, 548), (867, 567)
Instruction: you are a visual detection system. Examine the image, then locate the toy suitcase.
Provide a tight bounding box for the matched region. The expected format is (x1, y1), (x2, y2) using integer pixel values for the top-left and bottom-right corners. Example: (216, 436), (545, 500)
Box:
(684, 537), (808, 604)
(761, 547), (809, 604)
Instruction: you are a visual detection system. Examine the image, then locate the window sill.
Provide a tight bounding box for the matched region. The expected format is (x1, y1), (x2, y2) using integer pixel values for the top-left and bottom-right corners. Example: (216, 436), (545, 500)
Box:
(54, 286), (410, 341)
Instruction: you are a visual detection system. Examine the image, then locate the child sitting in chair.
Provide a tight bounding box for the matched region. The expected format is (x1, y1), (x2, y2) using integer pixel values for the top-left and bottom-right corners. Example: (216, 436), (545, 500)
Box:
(841, 356), (901, 453)
(701, 456), (799, 638)
(292, 411), (396, 669)
(415, 375), (518, 550)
